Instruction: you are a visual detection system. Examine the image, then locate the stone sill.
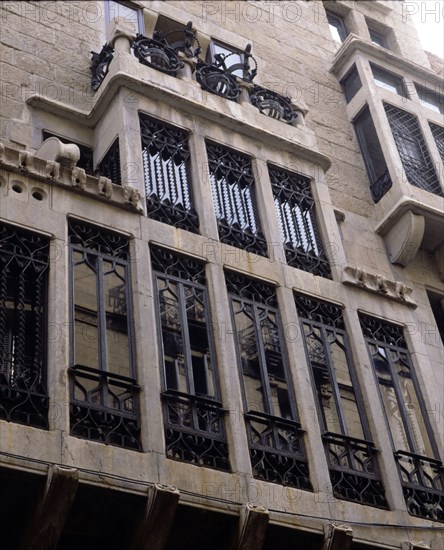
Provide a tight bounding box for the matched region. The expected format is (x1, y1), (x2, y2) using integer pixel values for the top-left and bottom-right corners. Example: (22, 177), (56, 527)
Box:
(26, 52), (331, 171)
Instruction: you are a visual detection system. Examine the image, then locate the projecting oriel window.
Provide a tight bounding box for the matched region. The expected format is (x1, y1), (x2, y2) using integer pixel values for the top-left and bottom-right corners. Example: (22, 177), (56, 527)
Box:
(325, 10), (348, 43)
(371, 65), (407, 97)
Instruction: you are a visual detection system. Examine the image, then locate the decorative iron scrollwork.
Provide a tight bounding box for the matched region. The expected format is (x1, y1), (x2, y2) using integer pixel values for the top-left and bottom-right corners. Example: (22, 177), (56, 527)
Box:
(246, 413), (312, 490)
(163, 391), (230, 470)
(250, 86), (296, 123)
(69, 365), (141, 450)
(133, 33), (184, 76)
(0, 223), (49, 429)
(212, 43), (257, 82)
(90, 44), (114, 91)
(324, 433), (388, 508)
(196, 61), (241, 101)
(154, 21), (201, 58)
(395, 451), (444, 522)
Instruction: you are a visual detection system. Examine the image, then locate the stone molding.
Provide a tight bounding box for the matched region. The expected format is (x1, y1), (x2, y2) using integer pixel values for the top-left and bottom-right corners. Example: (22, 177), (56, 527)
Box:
(342, 265), (416, 307)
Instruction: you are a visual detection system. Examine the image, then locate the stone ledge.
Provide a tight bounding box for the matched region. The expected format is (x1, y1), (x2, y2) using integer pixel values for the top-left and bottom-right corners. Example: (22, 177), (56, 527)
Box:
(342, 265), (416, 307)
(0, 142), (144, 213)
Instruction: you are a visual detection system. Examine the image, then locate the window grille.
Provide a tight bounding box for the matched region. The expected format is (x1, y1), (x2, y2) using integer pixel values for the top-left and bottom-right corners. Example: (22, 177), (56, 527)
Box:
(294, 294), (387, 508)
(96, 138), (122, 185)
(152, 246), (230, 471)
(360, 313), (444, 521)
(0, 223), (49, 428)
(227, 271), (311, 490)
(68, 220), (141, 450)
(206, 142), (267, 256)
(429, 122), (444, 164)
(140, 114), (199, 233)
(269, 165), (331, 278)
(384, 104), (443, 196)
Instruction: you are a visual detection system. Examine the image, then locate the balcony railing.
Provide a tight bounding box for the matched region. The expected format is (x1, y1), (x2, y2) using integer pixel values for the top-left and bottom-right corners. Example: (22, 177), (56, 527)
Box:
(395, 450), (444, 522)
(323, 433), (388, 508)
(69, 365), (141, 451)
(162, 390), (230, 471)
(246, 412), (312, 490)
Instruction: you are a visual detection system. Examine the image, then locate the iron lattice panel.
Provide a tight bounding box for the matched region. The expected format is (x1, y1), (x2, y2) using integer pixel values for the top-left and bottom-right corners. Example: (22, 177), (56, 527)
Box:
(150, 245), (206, 284)
(395, 451), (444, 522)
(384, 103), (443, 196)
(269, 166), (331, 278)
(163, 391), (230, 471)
(140, 114), (199, 233)
(96, 138), (122, 185)
(68, 219), (129, 260)
(69, 366), (141, 450)
(324, 434), (388, 508)
(359, 313), (406, 348)
(225, 270), (277, 307)
(206, 142), (268, 256)
(0, 223), (49, 428)
(293, 293), (344, 329)
(429, 122), (444, 164)
(246, 413), (312, 490)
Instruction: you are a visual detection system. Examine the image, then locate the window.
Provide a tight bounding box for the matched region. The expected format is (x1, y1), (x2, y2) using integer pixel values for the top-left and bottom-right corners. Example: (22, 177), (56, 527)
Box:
(294, 294), (387, 508)
(151, 246), (229, 470)
(369, 28), (388, 48)
(269, 165), (331, 278)
(360, 314), (444, 522)
(0, 223), (49, 429)
(207, 40), (248, 79)
(371, 65), (407, 97)
(427, 290), (444, 344)
(384, 103), (443, 196)
(325, 10), (348, 43)
(140, 114), (199, 233)
(227, 271), (311, 490)
(341, 65), (362, 103)
(354, 106), (392, 202)
(105, 0), (144, 34)
(206, 141), (267, 256)
(68, 219), (141, 450)
(95, 138), (122, 185)
(416, 84), (444, 114)
(430, 122), (444, 163)
(42, 131), (94, 175)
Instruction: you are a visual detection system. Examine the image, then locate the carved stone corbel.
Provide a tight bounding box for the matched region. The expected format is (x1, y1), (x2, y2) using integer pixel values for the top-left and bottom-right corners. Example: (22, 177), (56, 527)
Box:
(98, 176), (113, 199)
(230, 503), (269, 550)
(71, 166), (87, 190)
(323, 522), (353, 550)
(384, 211), (425, 267)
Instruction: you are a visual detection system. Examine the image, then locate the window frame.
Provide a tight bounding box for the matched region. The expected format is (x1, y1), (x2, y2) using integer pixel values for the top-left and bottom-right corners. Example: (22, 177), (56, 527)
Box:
(104, 0), (144, 35)
(207, 40), (247, 79)
(371, 64), (407, 97)
(325, 10), (348, 43)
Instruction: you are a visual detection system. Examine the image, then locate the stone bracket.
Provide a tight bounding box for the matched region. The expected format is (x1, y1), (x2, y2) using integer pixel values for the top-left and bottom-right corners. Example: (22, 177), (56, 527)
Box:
(342, 266), (416, 307)
(231, 503), (269, 550)
(323, 522), (353, 550)
(21, 465), (79, 550)
(384, 211), (425, 267)
(130, 483), (180, 550)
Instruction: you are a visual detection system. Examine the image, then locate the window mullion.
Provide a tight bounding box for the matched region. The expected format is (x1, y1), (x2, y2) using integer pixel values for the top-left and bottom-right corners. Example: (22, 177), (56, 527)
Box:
(253, 303), (274, 416)
(177, 282), (194, 396)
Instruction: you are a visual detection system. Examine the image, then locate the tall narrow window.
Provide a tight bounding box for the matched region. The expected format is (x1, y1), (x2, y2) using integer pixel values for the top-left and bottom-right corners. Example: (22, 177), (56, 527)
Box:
(341, 65), (362, 103)
(429, 122), (444, 164)
(269, 165), (331, 278)
(384, 103), (443, 196)
(68, 220), (141, 450)
(295, 295), (387, 508)
(152, 246), (229, 470)
(95, 138), (122, 185)
(207, 142), (267, 256)
(0, 223), (49, 428)
(354, 106), (392, 202)
(360, 314), (444, 522)
(325, 10), (347, 43)
(227, 271), (311, 490)
(140, 114), (199, 233)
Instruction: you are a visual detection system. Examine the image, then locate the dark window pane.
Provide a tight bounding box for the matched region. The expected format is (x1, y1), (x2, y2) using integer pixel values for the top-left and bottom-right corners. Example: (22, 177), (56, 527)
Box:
(342, 65), (362, 103)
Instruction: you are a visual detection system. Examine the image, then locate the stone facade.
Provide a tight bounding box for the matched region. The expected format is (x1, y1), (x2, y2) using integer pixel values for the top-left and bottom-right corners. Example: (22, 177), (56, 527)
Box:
(0, 1), (443, 549)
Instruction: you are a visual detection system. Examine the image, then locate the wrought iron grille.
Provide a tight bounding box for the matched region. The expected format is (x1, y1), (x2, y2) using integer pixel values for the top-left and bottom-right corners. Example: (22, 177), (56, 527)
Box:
(246, 412), (311, 490)
(384, 103), (443, 196)
(90, 44), (114, 91)
(226, 272), (311, 488)
(294, 294), (387, 507)
(249, 87), (296, 124)
(360, 313), (443, 520)
(152, 246), (230, 471)
(269, 165), (331, 277)
(95, 139), (121, 185)
(0, 223), (49, 428)
(69, 220), (140, 450)
(133, 34), (184, 77)
(140, 114), (199, 233)
(395, 451), (444, 522)
(207, 142), (267, 256)
(196, 61), (241, 101)
(430, 122), (444, 164)
(69, 365), (141, 450)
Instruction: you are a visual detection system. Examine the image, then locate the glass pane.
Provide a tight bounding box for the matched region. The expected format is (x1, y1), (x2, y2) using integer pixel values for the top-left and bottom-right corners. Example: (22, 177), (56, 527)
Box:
(108, 1), (140, 32)
(213, 43), (243, 77)
(104, 261), (130, 378)
(73, 253), (99, 369)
